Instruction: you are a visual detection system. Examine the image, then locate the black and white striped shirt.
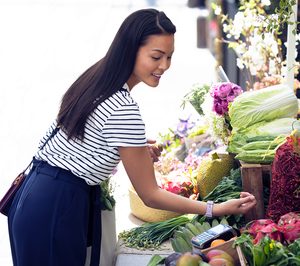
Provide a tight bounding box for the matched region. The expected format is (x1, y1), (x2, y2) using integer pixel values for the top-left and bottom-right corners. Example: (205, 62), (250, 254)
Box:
(35, 84), (147, 185)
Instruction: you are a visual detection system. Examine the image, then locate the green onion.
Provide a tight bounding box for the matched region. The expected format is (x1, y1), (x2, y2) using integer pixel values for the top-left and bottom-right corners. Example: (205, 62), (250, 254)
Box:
(118, 215), (191, 249)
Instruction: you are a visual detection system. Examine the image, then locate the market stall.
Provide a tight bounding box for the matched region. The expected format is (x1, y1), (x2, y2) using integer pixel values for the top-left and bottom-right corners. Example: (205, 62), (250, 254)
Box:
(115, 1), (300, 265)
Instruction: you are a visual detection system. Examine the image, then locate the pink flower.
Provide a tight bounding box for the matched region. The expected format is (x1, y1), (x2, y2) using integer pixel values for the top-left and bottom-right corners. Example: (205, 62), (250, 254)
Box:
(158, 174), (195, 198)
(169, 182), (182, 194)
(213, 99), (230, 115)
(211, 82), (243, 115)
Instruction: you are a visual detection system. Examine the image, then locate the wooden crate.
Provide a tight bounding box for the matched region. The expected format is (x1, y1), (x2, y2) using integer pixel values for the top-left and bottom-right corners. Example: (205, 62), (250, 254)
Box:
(199, 238), (247, 266)
(240, 162), (272, 222)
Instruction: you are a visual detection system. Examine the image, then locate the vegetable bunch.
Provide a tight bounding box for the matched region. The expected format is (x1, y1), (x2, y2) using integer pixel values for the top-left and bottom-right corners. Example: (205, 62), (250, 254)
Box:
(235, 234), (300, 266)
(227, 84), (299, 165)
(118, 215), (191, 250)
(203, 168), (242, 203)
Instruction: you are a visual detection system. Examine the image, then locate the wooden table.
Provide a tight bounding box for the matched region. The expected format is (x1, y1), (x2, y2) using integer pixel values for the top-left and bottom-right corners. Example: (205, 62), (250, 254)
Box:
(240, 162), (272, 222)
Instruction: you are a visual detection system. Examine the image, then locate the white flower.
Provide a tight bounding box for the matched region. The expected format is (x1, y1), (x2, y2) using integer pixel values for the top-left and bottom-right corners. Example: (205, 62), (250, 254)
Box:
(284, 41), (296, 59)
(269, 60), (277, 75)
(269, 14), (278, 22)
(254, 15), (268, 28)
(231, 12), (245, 38)
(236, 58), (244, 69)
(234, 42), (246, 55)
(246, 45), (265, 75)
(261, 0), (271, 6)
(223, 23), (230, 33)
(214, 6), (221, 16)
(243, 10), (256, 29)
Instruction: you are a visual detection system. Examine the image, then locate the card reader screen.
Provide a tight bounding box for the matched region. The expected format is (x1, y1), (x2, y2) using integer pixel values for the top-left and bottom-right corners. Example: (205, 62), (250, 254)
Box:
(207, 224), (227, 235)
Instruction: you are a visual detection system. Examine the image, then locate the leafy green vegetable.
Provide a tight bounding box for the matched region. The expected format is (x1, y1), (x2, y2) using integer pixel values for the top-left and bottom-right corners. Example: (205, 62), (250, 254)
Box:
(241, 139), (284, 151)
(235, 149), (276, 164)
(228, 84), (299, 130)
(203, 168), (242, 202)
(147, 254), (165, 266)
(288, 238), (300, 256)
(228, 118), (298, 153)
(99, 177), (115, 211)
(181, 83), (210, 116)
(235, 234), (300, 266)
(236, 118), (300, 139)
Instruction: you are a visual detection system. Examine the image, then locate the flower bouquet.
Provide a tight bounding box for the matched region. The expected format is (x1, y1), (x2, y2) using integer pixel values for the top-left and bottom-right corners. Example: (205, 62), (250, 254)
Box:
(204, 81), (243, 145)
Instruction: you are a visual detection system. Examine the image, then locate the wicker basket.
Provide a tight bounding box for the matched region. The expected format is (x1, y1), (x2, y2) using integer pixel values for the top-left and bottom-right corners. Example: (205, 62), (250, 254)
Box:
(128, 186), (181, 223)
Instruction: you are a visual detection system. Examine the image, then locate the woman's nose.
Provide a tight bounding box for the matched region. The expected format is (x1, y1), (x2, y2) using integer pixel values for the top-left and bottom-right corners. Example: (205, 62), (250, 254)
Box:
(159, 58), (171, 71)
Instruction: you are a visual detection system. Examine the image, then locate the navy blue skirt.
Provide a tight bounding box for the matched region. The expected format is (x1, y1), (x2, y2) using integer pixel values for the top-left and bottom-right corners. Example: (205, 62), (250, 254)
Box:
(8, 159), (101, 266)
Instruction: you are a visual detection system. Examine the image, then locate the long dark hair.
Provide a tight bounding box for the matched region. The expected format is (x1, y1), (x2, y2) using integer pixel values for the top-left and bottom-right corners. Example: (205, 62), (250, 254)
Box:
(57, 8), (176, 140)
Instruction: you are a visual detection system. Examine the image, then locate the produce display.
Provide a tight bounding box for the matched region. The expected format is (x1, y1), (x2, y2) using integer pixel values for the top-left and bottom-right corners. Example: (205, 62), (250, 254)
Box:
(234, 212), (300, 266)
(119, 80), (300, 266)
(148, 238), (239, 266)
(117, 1), (300, 264)
(148, 249), (236, 266)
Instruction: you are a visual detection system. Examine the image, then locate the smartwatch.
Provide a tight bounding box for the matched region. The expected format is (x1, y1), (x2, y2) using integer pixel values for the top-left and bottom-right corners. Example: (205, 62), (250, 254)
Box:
(205, 201), (214, 218)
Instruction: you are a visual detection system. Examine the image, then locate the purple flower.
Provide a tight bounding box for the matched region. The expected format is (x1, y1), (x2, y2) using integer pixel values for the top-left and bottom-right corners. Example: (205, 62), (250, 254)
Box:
(211, 82), (243, 115)
(214, 100), (229, 115)
(176, 115), (195, 137)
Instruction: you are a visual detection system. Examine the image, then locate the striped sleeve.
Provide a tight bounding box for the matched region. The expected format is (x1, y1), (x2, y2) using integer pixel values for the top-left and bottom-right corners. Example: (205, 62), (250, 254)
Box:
(102, 103), (147, 147)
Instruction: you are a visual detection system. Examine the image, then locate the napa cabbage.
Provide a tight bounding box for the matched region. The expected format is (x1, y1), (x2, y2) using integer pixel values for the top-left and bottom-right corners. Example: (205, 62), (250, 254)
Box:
(228, 84), (299, 130)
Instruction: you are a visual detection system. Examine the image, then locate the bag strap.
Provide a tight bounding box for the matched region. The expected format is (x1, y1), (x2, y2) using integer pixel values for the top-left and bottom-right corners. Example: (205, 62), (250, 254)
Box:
(23, 126), (60, 174)
(39, 126), (60, 151)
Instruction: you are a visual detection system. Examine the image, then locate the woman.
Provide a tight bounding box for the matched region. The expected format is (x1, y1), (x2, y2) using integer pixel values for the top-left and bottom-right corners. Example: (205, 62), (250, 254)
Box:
(8, 8), (256, 266)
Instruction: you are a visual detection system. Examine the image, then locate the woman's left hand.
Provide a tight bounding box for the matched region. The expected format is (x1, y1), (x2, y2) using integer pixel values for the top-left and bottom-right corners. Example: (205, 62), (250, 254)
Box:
(147, 139), (163, 162)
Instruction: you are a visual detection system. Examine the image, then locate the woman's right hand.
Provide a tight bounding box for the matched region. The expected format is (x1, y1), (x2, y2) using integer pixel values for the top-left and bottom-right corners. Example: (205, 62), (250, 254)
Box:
(214, 192), (257, 216)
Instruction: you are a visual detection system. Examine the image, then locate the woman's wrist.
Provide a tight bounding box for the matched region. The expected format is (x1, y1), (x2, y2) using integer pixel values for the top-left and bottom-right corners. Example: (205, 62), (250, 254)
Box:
(210, 202), (224, 217)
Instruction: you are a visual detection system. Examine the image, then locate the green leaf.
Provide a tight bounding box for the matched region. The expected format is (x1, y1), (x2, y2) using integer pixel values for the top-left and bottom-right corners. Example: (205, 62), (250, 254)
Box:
(147, 254), (165, 266)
